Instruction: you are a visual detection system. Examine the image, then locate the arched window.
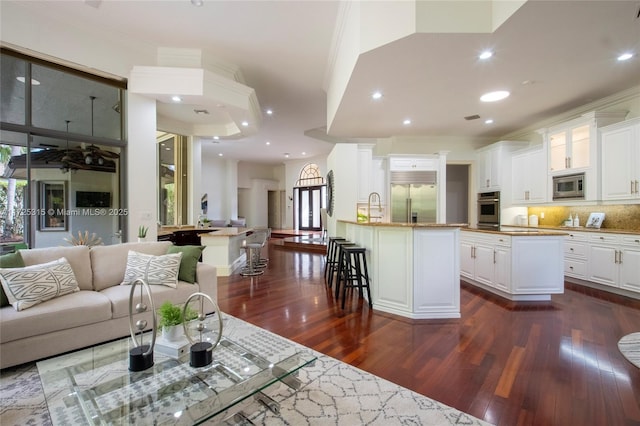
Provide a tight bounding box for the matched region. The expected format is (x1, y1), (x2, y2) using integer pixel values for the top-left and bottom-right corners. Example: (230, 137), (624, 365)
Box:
(295, 163), (324, 187)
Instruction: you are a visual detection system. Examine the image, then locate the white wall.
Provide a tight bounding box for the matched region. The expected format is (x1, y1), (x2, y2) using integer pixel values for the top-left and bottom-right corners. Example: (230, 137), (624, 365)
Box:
(200, 151), (237, 222)
(326, 144), (358, 237)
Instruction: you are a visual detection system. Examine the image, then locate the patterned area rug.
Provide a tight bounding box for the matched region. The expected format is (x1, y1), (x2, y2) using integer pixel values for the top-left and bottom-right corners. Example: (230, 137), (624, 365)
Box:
(618, 332), (640, 369)
(1, 314), (491, 426)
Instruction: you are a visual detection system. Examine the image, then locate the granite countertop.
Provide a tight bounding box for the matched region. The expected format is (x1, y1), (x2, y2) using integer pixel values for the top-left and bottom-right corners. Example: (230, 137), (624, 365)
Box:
(500, 225), (640, 236)
(199, 227), (252, 237)
(339, 220), (467, 228)
(463, 227), (568, 236)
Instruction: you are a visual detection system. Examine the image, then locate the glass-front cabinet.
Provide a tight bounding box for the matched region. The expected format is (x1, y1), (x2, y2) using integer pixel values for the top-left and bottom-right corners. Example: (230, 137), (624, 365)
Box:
(549, 124), (590, 172)
(542, 111), (628, 202)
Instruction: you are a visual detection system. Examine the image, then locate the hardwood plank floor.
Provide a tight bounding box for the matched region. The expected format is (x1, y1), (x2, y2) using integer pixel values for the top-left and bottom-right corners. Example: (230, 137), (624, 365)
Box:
(216, 242), (640, 426)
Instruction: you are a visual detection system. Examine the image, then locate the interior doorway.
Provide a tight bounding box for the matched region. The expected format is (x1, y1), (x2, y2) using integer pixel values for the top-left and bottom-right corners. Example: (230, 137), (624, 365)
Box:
(446, 164), (470, 224)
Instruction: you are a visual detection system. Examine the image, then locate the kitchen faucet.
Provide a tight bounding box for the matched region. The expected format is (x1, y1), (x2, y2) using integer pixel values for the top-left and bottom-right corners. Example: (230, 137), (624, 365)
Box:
(367, 192), (382, 222)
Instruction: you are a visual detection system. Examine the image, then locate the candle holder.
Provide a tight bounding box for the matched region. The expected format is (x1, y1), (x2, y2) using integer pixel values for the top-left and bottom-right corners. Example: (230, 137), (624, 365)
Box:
(182, 292), (223, 368)
(127, 279), (157, 372)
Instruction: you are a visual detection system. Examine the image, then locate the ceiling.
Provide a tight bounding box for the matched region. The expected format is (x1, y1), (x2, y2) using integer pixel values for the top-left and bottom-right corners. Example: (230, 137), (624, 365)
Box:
(3, 1), (640, 165)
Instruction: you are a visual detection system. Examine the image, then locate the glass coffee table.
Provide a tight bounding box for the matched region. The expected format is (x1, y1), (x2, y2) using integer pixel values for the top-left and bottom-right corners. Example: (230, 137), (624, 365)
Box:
(37, 314), (316, 425)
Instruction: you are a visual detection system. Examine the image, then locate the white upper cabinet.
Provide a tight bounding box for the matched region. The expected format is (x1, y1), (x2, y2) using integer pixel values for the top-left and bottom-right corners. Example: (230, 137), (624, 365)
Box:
(600, 118), (640, 201)
(476, 141), (528, 195)
(549, 124), (590, 172)
(512, 146), (547, 204)
(544, 111), (627, 176)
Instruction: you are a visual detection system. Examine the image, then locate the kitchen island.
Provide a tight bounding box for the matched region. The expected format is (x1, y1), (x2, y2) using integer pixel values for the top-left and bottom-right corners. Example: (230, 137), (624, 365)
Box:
(200, 227), (252, 276)
(460, 228), (567, 301)
(338, 220), (465, 319)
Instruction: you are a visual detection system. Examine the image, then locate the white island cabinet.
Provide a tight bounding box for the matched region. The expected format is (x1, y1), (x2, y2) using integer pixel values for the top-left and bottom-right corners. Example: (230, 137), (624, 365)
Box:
(460, 229), (566, 301)
(341, 221), (462, 319)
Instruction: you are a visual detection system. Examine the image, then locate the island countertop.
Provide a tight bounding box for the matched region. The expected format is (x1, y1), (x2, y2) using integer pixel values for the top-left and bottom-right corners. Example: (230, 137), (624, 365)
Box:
(338, 220), (467, 228)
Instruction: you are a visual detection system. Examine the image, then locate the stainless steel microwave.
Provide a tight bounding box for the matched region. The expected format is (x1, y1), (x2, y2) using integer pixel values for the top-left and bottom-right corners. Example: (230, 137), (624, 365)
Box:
(553, 173), (585, 200)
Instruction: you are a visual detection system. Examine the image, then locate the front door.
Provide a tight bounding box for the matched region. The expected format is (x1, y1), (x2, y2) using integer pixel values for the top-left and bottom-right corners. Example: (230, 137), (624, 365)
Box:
(297, 186), (324, 231)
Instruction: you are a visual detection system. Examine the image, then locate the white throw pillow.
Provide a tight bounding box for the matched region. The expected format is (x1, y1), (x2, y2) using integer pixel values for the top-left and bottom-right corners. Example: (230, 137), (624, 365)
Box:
(0, 257), (80, 311)
(120, 250), (182, 288)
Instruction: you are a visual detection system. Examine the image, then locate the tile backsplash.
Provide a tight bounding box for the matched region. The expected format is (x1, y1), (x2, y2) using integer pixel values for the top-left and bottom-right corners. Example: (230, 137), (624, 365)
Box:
(527, 204), (640, 231)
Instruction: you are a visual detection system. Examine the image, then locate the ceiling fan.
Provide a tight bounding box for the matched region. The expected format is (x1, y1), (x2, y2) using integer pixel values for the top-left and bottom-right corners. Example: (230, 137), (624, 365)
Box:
(62, 96), (120, 171)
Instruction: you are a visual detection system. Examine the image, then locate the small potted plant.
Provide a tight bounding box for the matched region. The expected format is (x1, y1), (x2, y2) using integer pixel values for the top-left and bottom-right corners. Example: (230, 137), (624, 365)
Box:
(158, 301), (197, 341)
(137, 225), (148, 242)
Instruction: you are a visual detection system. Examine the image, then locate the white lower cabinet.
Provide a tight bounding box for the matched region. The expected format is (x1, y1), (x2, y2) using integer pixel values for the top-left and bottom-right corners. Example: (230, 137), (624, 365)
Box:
(586, 233), (640, 292)
(461, 231), (564, 301)
(564, 231), (588, 279)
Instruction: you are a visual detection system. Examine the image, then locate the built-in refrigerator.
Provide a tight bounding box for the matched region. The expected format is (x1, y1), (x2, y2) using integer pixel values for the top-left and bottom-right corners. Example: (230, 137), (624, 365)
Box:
(390, 171), (437, 223)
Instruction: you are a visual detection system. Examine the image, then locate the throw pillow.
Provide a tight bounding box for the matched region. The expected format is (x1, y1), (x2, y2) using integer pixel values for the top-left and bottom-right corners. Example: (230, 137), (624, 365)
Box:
(0, 257), (80, 311)
(0, 251), (25, 307)
(121, 250), (182, 288)
(167, 245), (204, 284)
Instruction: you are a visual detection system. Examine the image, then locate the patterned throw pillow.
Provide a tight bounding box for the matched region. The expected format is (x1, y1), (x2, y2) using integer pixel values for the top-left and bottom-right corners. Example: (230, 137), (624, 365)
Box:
(0, 257), (80, 311)
(121, 250), (182, 288)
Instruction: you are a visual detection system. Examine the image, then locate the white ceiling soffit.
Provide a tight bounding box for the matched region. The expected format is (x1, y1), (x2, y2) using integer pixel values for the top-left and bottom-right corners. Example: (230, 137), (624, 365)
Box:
(129, 48), (261, 138)
(325, 0), (526, 135)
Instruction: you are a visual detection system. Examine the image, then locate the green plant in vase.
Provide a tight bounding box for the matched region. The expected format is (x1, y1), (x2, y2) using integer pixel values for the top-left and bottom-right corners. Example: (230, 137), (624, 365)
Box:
(158, 301), (198, 341)
(137, 225), (148, 241)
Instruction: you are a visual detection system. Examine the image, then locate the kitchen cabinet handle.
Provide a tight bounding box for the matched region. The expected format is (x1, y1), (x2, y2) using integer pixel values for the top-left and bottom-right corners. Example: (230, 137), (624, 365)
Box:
(619, 251), (622, 264)
(570, 247), (574, 252)
(493, 250), (496, 264)
(632, 180), (635, 195)
(486, 179), (490, 187)
(569, 266), (574, 270)
(635, 180), (639, 194)
(614, 250), (620, 264)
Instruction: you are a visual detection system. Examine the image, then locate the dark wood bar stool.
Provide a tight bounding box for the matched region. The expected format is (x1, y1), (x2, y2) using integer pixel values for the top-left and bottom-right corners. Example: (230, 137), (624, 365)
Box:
(324, 237), (346, 281)
(337, 246), (373, 309)
(329, 240), (356, 291)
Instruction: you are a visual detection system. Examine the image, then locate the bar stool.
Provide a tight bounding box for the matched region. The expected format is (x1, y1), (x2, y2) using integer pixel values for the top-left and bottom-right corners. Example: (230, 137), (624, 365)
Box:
(329, 240), (356, 291)
(337, 246), (372, 309)
(240, 243), (264, 276)
(324, 237), (346, 281)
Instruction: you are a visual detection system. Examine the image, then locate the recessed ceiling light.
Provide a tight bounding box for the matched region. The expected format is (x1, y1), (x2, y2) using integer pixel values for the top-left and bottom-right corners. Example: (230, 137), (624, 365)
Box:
(266, 109), (273, 115)
(191, 0), (203, 6)
(213, 136), (219, 140)
(302, 152), (306, 155)
(284, 153), (290, 158)
(480, 90), (510, 102)
(265, 141), (271, 145)
(241, 121), (249, 127)
(617, 52), (634, 61)
(478, 50), (493, 60)
(485, 119), (494, 124)
(372, 91), (383, 100)
(403, 119), (411, 125)
(171, 95), (182, 102)
(165, 147), (171, 151)
(218, 153), (223, 157)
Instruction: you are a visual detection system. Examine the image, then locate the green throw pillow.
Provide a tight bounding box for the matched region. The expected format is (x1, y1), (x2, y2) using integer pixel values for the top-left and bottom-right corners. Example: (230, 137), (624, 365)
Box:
(0, 251), (26, 307)
(167, 245), (204, 284)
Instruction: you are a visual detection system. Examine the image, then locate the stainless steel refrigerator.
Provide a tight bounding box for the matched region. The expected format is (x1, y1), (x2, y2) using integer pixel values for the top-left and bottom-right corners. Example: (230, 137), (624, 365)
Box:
(390, 171), (437, 223)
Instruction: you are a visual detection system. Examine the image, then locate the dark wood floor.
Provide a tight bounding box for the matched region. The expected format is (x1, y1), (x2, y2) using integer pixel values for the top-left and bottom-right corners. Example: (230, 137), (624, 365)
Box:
(216, 242), (640, 426)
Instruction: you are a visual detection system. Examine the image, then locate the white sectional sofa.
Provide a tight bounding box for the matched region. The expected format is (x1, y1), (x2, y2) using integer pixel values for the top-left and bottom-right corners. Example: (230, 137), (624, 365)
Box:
(0, 241), (217, 369)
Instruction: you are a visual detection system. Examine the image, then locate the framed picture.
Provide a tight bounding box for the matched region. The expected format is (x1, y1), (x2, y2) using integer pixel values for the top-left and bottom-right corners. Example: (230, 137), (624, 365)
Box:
(39, 181), (67, 231)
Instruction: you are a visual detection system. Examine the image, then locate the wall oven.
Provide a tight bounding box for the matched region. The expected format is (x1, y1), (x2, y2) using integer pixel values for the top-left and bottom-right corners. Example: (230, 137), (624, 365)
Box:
(553, 173), (585, 200)
(477, 191), (500, 229)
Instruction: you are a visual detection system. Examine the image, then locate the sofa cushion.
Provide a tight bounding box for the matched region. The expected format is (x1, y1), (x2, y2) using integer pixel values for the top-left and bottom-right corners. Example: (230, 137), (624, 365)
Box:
(121, 250), (182, 288)
(90, 241), (172, 291)
(0, 290), (112, 343)
(167, 245), (204, 284)
(0, 251), (24, 307)
(0, 258), (80, 311)
(19, 245), (92, 291)
(101, 280), (203, 319)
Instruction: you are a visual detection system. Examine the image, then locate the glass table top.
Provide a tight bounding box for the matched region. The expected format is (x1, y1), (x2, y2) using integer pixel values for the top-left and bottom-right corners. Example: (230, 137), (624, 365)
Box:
(37, 314), (316, 425)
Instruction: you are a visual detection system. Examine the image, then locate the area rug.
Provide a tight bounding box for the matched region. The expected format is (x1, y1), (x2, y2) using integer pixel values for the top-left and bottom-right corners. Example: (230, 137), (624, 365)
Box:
(618, 332), (640, 369)
(1, 313), (491, 425)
